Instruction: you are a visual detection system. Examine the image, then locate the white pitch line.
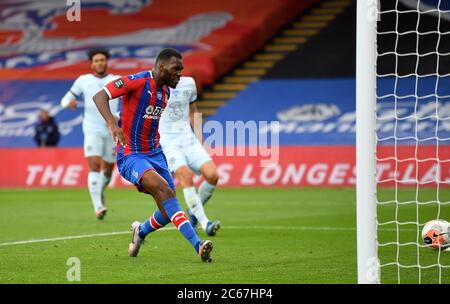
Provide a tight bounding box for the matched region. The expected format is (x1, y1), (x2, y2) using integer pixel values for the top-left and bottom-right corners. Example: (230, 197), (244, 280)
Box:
(0, 231), (130, 247)
(0, 225), (415, 247)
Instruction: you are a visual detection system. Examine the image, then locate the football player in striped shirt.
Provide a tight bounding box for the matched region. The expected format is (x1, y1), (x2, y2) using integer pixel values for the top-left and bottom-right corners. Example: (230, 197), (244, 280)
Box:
(93, 48), (213, 262)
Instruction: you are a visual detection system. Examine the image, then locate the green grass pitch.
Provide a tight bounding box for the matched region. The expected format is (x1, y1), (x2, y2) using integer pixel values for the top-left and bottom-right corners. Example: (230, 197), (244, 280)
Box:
(0, 187), (448, 284)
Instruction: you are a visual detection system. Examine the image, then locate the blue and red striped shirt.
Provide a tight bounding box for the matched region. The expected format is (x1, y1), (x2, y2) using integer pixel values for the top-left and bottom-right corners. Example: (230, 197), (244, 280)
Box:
(103, 71), (170, 156)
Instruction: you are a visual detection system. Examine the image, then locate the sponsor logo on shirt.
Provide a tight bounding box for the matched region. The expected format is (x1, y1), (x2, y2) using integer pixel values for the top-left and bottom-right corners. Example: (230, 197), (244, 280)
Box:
(143, 105), (164, 119)
(167, 102), (183, 121)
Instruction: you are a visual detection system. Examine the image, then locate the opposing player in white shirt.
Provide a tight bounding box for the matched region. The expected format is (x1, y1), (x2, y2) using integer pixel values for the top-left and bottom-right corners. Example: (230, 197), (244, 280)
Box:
(159, 76), (221, 236)
(60, 49), (120, 220)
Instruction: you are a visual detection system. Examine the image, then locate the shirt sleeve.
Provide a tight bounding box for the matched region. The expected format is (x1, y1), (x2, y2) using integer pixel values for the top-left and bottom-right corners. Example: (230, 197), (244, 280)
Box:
(103, 76), (136, 100)
(69, 75), (84, 98)
(61, 91), (77, 108)
(189, 78), (198, 103)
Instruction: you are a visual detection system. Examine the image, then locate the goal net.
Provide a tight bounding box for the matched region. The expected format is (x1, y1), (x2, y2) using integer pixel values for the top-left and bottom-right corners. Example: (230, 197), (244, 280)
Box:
(357, 0), (450, 284)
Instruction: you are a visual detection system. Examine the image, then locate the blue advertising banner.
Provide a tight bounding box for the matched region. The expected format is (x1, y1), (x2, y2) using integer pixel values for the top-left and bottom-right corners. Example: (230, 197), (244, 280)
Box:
(1, 77), (448, 147)
(209, 78), (450, 146)
(0, 80), (84, 147)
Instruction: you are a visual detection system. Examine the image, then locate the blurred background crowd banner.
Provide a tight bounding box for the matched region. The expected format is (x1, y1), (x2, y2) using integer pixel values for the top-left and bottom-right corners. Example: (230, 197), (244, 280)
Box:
(0, 0), (448, 188)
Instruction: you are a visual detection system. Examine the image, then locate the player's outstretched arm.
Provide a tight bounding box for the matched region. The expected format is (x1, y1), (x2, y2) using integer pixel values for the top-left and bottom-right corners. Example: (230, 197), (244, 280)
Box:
(62, 76), (84, 109)
(93, 90), (126, 146)
(60, 91), (78, 109)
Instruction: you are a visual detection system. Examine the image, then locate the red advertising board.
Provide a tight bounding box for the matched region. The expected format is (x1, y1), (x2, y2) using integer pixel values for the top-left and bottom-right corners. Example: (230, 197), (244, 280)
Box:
(0, 146), (448, 188)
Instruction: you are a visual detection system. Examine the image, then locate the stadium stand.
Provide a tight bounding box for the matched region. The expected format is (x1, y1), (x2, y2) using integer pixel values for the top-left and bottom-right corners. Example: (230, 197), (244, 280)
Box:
(0, 0), (318, 147)
(196, 0), (354, 117)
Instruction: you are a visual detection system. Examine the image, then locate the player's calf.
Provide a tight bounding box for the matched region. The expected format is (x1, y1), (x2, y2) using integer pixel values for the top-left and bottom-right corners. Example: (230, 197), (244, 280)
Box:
(88, 171), (107, 219)
(199, 161), (218, 206)
(204, 172), (219, 186)
(139, 166), (213, 260)
(200, 161), (219, 186)
(162, 197), (214, 261)
(163, 198), (199, 246)
(139, 210), (170, 239)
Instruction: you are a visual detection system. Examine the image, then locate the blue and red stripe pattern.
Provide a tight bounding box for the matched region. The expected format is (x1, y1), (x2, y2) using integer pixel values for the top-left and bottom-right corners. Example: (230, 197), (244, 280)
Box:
(171, 211), (189, 230)
(150, 215), (163, 230)
(104, 71), (169, 155)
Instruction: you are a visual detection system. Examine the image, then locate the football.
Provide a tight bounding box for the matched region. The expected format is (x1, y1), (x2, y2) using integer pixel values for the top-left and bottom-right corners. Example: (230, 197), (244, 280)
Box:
(422, 220), (450, 250)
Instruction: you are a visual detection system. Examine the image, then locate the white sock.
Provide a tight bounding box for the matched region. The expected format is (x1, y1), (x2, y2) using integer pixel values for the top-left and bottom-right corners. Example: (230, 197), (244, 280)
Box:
(88, 172), (103, 212)
(100, 173), (111, 207)
(101, 173), (111, 191)
(183, 187), (209, 231)
(198, 181), (216, 206)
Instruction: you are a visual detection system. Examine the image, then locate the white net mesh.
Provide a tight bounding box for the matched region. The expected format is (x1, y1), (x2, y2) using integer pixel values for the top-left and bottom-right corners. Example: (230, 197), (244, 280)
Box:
(375, 0), (450, 283)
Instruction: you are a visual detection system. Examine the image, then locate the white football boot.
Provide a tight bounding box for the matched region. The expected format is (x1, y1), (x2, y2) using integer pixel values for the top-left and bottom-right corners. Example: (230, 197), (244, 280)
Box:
(128, 221), (144, 257)
(95, 207), (107, 220)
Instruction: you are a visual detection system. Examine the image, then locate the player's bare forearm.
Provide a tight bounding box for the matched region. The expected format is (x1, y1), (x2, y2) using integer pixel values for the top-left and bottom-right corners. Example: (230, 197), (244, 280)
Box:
(61, 91), (78, 110)
(93, 90), (116, 125)
(93, 90), (127, 146)
(67, 100), (78, 109)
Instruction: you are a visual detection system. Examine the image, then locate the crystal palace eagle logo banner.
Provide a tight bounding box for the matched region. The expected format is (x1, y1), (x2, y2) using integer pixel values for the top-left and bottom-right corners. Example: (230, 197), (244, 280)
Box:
(0, 0), (231, 74)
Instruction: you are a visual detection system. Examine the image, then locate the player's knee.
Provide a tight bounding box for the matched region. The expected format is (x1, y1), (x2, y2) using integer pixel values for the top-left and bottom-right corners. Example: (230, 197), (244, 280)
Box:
(87, 158), (102, 172)
(89, 167), (101, 173)
(141, 175), (171, 198)
(154, 181), (175, 201)
(178, 174), (194, 188)
(89, 163), (102, 172)
(103, 164), (114, 177)
(204, 171), (219, 186)
(175, 167), (194, 188)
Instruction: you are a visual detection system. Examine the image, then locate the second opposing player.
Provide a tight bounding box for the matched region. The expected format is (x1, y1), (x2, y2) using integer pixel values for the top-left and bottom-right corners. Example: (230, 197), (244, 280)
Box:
(159, 76), (221, 236)
(61, 49), (120, 220)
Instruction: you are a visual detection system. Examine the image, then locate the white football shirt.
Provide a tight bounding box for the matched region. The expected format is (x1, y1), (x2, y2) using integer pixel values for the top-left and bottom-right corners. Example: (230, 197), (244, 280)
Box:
(68, 73), (121, 134)
(159, 76), (197, 139)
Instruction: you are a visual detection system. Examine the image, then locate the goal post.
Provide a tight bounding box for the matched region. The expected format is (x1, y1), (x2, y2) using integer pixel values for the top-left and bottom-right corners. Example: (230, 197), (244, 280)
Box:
(356, 0), (379, 284)
(357, 0), (450, 284)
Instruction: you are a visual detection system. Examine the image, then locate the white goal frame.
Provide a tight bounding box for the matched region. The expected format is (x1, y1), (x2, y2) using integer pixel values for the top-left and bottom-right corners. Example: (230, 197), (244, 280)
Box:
(356, 0), (379, 284)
